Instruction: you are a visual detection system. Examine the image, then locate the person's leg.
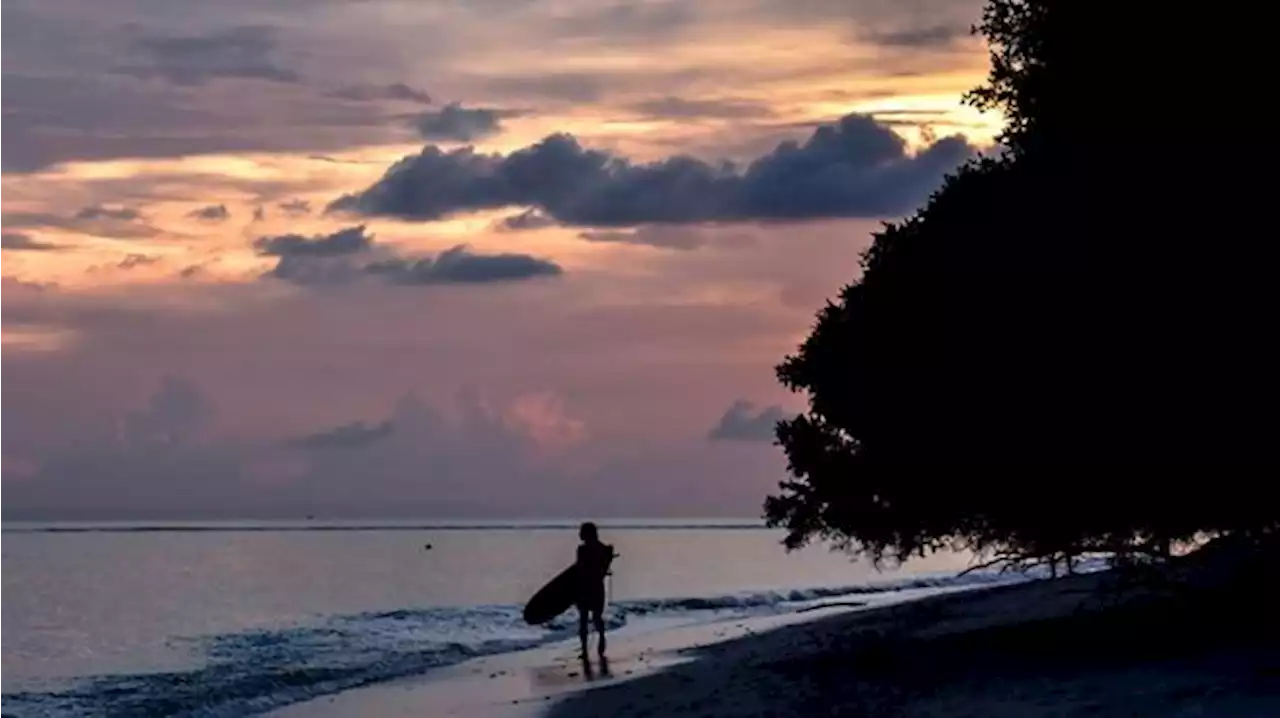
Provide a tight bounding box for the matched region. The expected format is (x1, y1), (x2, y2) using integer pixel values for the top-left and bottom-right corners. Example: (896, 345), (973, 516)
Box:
(593, 612), (607, 657)
(577, 604), (589, 657)
(592, 594), (607, 657)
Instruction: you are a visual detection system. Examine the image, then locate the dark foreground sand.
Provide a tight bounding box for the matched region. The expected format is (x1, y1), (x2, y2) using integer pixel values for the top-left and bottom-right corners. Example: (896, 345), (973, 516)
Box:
(546, 539), (1280, 718)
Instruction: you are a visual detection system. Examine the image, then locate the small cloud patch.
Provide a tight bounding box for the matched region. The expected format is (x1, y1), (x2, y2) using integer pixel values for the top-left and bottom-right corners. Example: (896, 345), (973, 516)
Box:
(708, 400), (785, 442)
(327, 82), (432, 104)
(253, 225), (563, 288)
(189, 204), (231, 222)
(415, 103), (510, 142)
(253, 225), (374, 257)
(2, 232), (60, 251)
(291, 420), (395, 449)
(278, 199), (312, 216)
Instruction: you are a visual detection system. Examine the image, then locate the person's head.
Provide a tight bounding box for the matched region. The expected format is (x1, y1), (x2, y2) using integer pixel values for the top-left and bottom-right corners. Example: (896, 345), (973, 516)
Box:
(579, 521), (598, 543)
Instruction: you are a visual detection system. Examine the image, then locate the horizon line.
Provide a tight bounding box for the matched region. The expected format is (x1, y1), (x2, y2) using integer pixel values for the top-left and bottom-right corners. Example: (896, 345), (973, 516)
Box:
(1, 517), (772, 534)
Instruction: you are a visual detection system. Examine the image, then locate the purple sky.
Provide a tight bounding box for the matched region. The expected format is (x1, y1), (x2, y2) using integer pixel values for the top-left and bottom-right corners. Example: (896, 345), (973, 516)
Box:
(2, 0), (997, 520)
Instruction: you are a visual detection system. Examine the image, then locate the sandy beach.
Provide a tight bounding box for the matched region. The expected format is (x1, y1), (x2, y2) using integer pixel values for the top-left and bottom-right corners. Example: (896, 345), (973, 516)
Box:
(269, 542), (1279, 718)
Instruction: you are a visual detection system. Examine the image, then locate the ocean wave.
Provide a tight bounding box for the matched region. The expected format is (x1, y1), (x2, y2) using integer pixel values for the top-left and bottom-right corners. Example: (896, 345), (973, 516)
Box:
(1, 560), (1107, 717)
(615, 556), (1109, 615)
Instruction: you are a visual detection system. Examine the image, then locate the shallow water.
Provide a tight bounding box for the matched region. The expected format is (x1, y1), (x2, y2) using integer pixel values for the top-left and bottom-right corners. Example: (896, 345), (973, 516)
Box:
(2, 519), (983, 716)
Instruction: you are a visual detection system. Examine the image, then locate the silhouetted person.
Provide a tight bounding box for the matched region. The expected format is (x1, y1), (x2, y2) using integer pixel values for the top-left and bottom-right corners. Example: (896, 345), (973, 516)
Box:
(574, 521), (614, 659)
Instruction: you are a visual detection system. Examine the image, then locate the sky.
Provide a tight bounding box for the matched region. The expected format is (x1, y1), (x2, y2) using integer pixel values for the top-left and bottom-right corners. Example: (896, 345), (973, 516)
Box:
(1, 0), (1000, 520)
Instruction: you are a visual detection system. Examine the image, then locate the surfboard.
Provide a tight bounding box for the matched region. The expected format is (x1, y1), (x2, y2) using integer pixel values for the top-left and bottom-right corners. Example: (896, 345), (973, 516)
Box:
(523, 564), (580, 624)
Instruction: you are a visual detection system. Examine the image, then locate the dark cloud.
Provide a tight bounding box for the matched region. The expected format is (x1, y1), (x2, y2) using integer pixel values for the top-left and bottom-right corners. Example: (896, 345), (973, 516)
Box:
(0, 71), (401, 172)
(550, 1), (697, 43)
(253, 225), (374, 257)
(76, 205), (141, 222)
(626, 96), (776, 120)
(189, 204), (231, 221)
(118, 376), (217, 448)
(365, 246), (564, 286)
(263, 254), (365, 286)
(476, 72), (605, 103)
(254, 225), (564, 288)
(278, 199), (312, 216)
(117, 25), (300, 86)
(2, 232), (60, 251)
(118, 253), (161, 269)
(326, 82), (432, 104)
(471, 65), (736, 106)
(864, 24), (969, 49)
(578, 226), (702, 251)
(495, 208), (557, 231)
(414, 102), (508, 142)
(331, 113), (974, 227)
(291, 420), (394, 449)
(5, 206), (156, 240)
(1, 0), (988, 173)
(708, 400), (784, 442)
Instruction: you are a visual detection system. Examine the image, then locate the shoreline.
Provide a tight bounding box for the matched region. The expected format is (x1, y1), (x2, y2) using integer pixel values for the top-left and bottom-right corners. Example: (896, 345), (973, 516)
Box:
(271, 543), (1279, 718)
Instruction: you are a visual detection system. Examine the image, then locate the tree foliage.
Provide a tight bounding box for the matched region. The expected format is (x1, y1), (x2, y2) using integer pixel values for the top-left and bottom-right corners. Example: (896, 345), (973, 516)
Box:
(767, 0), (1280, 568)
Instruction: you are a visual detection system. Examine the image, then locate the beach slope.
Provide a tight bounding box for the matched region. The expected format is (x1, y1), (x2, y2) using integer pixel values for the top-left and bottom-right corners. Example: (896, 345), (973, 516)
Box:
(549, 539), (1280, 718)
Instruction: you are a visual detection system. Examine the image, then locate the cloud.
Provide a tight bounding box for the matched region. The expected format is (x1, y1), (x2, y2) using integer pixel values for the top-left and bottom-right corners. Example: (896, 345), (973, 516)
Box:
(5, 206), (156, 240)
(0, 70), (399, 172)
(326, 82), (432, 104)
(117, 25), (300, 86)
(1, 0), (991, 172)
(0, 220), (858, 519)
(550, 1), (697, 44)
(495, 208), (557, 231)
(365, 246), (564, 286)
(189, 204), (231, 221)
(414, 102), (508, 142)
(626, 96), (776, 120)
(291, 420), (394, 449)
(278, 199), (312, 216)
(125, 376), (216, 447)
(708, 400), (785, 442)
(331, 113), (974, 226)
(578, 226), (703, 251)
(476, 72), (605, 103)
(75, 205), (141, 222)
(864, 24), (969, 49)
(2, 232), (60, 251)
(118, 253), (160, 269)
(263, 254), (365, 286)
(253, 225), (374, 257)
(254, 225), (564, 287)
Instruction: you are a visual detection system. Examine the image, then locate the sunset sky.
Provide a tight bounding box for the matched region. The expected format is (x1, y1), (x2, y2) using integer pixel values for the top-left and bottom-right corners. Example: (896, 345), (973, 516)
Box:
(2, 0), (1000, 520)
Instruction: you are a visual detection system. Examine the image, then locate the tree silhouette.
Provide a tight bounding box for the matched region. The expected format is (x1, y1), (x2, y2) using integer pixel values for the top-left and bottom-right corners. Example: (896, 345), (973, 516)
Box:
(767, 0), (1279, 567)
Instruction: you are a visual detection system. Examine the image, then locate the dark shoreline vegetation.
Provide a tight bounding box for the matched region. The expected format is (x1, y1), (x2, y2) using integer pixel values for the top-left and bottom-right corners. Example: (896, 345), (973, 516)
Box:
(764, 0), (1279, 578)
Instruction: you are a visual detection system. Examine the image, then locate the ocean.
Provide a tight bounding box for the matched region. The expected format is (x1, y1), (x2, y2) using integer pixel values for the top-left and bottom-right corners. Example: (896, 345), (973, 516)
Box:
(2, 519), (1008, 717)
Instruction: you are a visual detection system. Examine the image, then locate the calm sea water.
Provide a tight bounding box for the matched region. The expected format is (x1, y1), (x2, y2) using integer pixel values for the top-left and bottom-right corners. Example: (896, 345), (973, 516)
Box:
(2, 519), (991, 717)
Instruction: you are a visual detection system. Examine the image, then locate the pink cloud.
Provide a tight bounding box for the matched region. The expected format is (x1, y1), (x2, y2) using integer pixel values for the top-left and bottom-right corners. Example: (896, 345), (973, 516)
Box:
(502, 391), (588, 457)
